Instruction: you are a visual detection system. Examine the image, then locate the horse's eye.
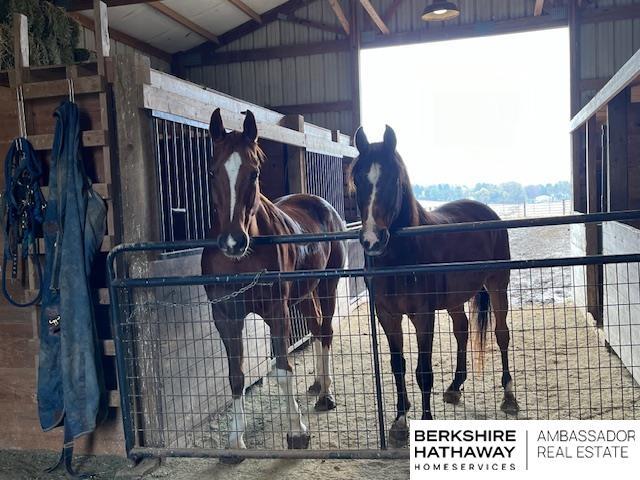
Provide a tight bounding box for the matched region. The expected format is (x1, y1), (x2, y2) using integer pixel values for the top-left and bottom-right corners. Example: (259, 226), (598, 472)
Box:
(250, 171), (259, 182)
(208, 170), (215, 178)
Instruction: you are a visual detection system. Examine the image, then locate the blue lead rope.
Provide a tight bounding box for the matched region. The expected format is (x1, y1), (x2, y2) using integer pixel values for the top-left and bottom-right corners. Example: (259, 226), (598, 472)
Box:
(2, 138), (46, 307)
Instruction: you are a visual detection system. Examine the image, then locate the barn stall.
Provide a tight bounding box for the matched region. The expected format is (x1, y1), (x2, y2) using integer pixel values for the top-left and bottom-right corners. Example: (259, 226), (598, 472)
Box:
(0, 0), (640, 477)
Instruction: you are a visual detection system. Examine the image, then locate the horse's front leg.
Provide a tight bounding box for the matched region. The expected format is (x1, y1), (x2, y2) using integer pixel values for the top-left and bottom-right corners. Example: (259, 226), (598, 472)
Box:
(412, 310), (436, 420)
(213, 302), (248, 458)
(377, 308), (409, 448)
(272, 299), (310, 449)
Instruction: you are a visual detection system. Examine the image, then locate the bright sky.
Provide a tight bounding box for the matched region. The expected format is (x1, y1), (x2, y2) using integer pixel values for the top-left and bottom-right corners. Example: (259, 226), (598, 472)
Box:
(360, 28), (570, 186)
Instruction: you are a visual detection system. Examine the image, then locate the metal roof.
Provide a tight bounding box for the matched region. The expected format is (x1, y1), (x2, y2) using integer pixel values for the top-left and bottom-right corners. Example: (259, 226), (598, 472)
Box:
(78, 1), (289, 54)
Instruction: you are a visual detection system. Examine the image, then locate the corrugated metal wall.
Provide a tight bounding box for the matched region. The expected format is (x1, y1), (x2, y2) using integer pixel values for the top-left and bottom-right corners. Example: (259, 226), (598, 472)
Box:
(183, 1), (354, 135)
(77, 25), (171, 72)
(579, 0), (640, 107)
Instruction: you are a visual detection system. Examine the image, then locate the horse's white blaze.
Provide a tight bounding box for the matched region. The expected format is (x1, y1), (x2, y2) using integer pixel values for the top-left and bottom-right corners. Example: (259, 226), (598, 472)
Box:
(276, 368), (307, 434)
(363, 163), (381, 245)
(224, 152), (242, 222)
(229, 396), (246, 449)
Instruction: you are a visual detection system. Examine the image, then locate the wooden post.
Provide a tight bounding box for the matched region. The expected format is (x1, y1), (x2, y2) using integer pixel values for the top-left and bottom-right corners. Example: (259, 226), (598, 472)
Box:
(585, 116), (603, 325)
(112, 53), (164, 448)
(571, 128), (586, 213)
(93, 0), (110, 76)
(12, 14), (29, 85)
(282, 114), (307, 194)
(349, 0), (362, 135)
(607, 89), (629, 212)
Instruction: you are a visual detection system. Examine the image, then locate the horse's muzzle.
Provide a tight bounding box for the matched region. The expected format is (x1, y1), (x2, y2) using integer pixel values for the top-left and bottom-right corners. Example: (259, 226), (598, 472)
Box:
(218, 232), (250, 259)
(360, 228), (389, 257)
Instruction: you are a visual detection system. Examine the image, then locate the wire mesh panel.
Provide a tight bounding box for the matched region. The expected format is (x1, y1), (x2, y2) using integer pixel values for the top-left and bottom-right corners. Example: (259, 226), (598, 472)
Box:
(109, 216), (640, 460)
(305, 151), (345, 219)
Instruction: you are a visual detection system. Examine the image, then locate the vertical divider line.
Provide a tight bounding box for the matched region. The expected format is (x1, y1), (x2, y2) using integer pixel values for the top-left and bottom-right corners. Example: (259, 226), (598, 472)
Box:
(365, 255), (387, 449)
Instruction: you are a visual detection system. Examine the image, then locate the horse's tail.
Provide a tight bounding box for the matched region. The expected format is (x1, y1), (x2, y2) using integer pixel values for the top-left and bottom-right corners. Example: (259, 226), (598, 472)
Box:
(470, 286), (491, 371)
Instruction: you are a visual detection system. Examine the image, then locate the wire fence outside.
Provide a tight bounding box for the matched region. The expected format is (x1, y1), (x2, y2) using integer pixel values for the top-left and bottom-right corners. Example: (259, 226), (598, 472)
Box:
(108, 216), (640, 460)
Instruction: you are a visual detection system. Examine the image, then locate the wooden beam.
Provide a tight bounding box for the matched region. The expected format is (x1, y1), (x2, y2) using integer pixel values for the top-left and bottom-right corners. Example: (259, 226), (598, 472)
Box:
(328, 0), (350, 35)
(148, 2), (219, 44)
(363, 10), (566, 48)
(69, 12), (172, 62)
(227, 0), (262, 24)
(60, 0), (156, 10)
(195, 39), (350, 66)
(93, 0), (110, 76)
(359, 0), (390, 34)
(382, 0), (406, 23)
(12, 14), (29, 85)
(534, 0), (545, 16)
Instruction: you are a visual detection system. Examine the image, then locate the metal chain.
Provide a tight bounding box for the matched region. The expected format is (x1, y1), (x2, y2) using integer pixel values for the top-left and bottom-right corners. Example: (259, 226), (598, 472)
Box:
(123, 269), (273, 322)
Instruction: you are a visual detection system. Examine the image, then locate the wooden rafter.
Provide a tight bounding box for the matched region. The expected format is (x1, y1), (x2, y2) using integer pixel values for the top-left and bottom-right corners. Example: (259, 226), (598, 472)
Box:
(328, 0), (350, 35)
(534, 0), (545, 16)
(227, 0), (262, 24)
(382, 0), (406, 22)
(58, 0), (156, 10)
(359, 0), (390, 34)
(148, 2), (219, 44)
(69, 12), (172, 62)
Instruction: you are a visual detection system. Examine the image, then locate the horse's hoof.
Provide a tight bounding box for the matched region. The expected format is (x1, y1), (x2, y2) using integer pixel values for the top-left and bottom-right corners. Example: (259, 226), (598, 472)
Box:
(307, 381), (322, 395)
(501, 393), (520, 415)
(314, 394), (337, 411)
(389, 418), (409, 448)
(219, 455), (245, 465)
(287, 432), (311, 449)
(443, 389), (462, 405)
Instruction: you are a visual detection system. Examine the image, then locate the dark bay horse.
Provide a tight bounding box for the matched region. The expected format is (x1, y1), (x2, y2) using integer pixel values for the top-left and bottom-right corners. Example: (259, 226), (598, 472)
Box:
(201, 109), (346, 452)
(350, 126), (519, 447)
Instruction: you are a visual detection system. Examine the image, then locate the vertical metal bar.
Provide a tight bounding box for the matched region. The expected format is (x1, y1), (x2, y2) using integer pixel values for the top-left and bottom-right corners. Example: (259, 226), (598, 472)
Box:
(163, 119), (175, 242)
(203, 132), (213, 229)
(180, 122), (192, 240)
(172, 120), (181, 211)
(364, 255), (387, 450)
(107, 255), (136, 457)
(153, 117), (167, 242)
(186, 125), (200, 239)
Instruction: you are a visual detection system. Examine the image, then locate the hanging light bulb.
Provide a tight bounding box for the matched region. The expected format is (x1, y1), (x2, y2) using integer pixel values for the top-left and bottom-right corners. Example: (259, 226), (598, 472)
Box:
(422, 1), (460, 21)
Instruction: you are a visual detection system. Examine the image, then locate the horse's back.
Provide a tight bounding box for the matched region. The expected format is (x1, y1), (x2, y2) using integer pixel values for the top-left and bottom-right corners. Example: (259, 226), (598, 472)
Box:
(424, 199), (510, 262)
(275, 193), (345, 235)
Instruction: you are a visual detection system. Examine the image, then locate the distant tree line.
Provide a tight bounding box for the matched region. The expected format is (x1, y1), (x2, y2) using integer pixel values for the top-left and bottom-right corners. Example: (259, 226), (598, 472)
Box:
(412, 181), (571, 204)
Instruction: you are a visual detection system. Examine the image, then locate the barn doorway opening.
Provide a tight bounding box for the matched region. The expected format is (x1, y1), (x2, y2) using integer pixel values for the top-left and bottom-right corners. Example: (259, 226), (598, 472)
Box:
(360, 28), (570, 219)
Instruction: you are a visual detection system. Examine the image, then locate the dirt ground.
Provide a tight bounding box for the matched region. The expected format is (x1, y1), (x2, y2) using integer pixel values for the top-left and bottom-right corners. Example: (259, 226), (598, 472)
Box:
(3, 225), (639, 479)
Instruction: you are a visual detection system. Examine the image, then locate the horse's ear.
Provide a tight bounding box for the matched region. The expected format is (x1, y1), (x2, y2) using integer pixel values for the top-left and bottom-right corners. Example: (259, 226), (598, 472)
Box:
(243, 110), (258, 143)
(383, 125), (397, 154)
(355, 127), (370, 155)
(209, 108), (226, 143)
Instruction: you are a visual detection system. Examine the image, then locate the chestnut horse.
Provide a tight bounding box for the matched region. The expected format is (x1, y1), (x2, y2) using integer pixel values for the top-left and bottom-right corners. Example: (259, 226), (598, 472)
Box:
(350, 126), (519, 447)
(201, 109), (346, 453)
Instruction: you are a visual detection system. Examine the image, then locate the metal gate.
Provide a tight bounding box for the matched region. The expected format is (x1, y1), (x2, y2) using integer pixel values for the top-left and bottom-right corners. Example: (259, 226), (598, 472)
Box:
(108, 211), (640, 461)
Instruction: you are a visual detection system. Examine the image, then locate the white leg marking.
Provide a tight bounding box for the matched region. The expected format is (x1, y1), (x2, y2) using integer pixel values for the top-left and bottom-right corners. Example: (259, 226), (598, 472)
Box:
(320, 345), (333, 395)
(224, 152), (242, 222)
(229, 396), (246, 449)
(313, 339), (323, 386)
(362, 163), (381, 245)
(276, 368), (307, 435)
(505, 380), (514, 394)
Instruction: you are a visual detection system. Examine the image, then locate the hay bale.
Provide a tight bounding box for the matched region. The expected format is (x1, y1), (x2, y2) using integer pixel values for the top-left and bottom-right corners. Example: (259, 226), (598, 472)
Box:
(0, 0), (80, 71)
